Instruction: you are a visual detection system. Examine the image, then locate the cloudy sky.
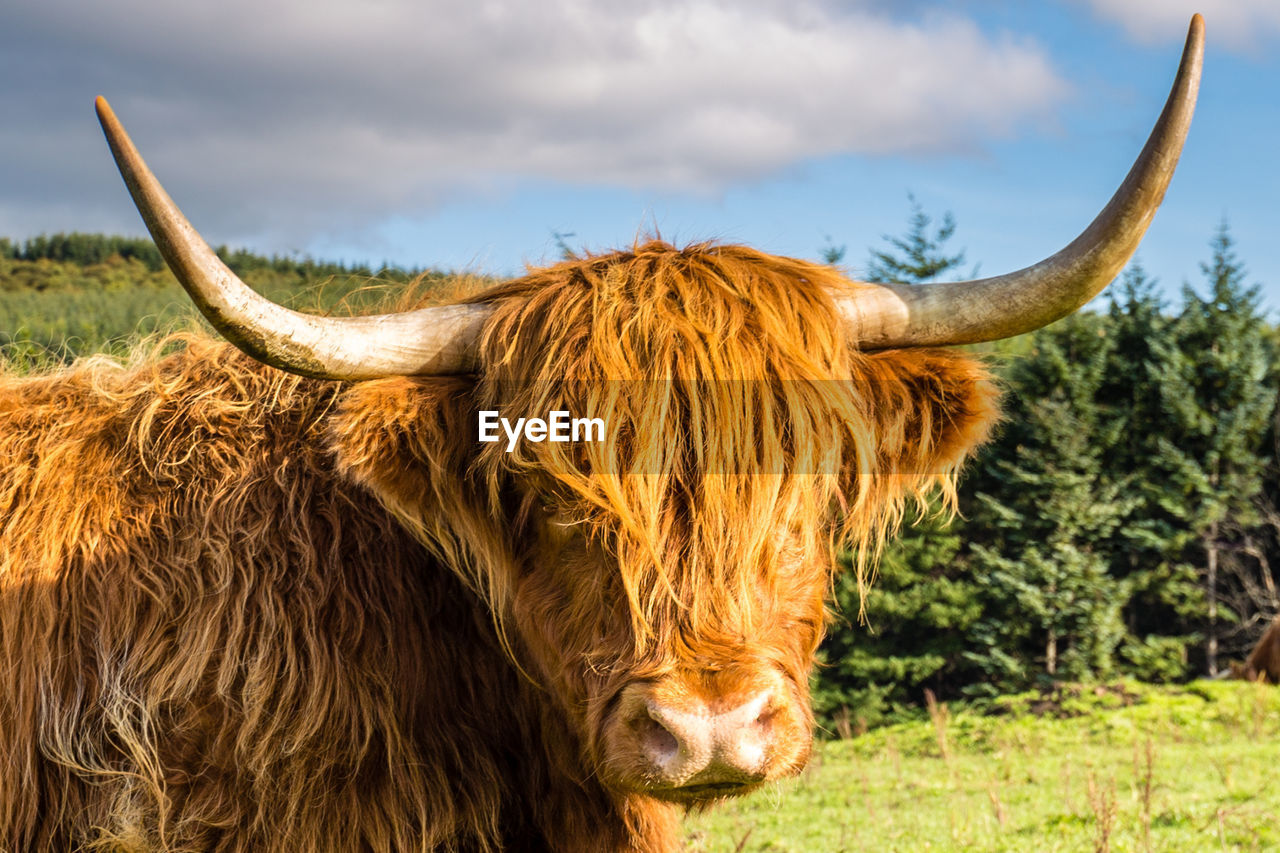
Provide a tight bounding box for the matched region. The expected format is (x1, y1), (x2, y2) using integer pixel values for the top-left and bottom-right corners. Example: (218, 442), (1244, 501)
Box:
(3, 0), (1278, 309)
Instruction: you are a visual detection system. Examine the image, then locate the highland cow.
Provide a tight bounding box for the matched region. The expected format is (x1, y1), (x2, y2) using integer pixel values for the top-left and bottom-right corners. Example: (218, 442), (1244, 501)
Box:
(1238, 615), (1280, 684)
(0, 16), (1202, 853)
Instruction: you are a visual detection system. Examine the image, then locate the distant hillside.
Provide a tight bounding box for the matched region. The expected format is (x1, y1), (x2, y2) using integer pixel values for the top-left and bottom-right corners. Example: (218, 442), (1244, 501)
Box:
(0, 233), (453, 368)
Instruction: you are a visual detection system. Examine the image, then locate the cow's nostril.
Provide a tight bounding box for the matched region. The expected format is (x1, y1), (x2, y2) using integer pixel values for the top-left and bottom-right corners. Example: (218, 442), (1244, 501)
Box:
(637, 713), (680, 766)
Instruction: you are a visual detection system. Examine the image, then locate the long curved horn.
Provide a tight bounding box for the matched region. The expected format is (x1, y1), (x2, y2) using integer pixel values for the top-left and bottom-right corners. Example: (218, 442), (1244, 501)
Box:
(95, 97), (489, 379)
(838, 13), (1204, 349)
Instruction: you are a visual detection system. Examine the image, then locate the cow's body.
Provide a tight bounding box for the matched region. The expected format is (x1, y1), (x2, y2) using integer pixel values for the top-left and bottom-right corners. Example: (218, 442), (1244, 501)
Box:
(0, 338), (684, 851)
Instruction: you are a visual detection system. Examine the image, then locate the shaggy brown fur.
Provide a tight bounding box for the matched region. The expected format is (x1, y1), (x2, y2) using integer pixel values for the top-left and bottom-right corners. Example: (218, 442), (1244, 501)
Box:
(1, 241), (998, 851)
(1237, 616), (1280, 684)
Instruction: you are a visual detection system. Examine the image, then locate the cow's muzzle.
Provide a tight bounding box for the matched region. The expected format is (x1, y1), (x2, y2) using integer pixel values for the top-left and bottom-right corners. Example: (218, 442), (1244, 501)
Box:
(600, 669), (810, 801)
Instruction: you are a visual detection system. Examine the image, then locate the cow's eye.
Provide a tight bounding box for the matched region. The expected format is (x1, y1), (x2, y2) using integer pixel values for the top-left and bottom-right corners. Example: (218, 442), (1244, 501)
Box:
(540, 502), (578, 532)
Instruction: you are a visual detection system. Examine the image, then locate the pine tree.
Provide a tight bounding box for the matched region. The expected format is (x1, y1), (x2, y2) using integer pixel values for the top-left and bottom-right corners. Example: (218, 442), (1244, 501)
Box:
(815, 512), (983, 724)
(865, 194), (967, 284)
(1096, 264), (1201, 680)
(962, 314), (1131, 691)
(1157, 224), (1274, 675)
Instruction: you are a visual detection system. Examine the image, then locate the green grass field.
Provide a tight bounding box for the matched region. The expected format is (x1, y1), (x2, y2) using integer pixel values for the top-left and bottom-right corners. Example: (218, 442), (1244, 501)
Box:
(684, 681), (1280, 852)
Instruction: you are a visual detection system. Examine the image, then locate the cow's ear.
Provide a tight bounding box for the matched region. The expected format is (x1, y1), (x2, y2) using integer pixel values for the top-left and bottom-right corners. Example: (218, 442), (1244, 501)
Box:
(329, 377), (524, 609)
(855, 348), (1000, 488)
(327, 377), (490, 540)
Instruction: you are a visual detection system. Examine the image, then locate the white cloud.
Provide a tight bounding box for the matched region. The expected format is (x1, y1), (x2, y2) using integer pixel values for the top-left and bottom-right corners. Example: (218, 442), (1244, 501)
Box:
(1, 0), (1066, 245)
(1077, 0), (1280, 49)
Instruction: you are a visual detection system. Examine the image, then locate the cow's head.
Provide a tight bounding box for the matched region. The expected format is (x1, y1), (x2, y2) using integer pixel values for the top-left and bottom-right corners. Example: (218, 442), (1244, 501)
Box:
(327, 244), (1002, 801)
(94, 16), (1201, 804)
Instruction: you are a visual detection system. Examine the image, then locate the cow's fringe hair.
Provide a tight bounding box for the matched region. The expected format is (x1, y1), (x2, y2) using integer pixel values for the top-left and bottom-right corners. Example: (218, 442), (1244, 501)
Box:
(468, 240), (998, 638)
